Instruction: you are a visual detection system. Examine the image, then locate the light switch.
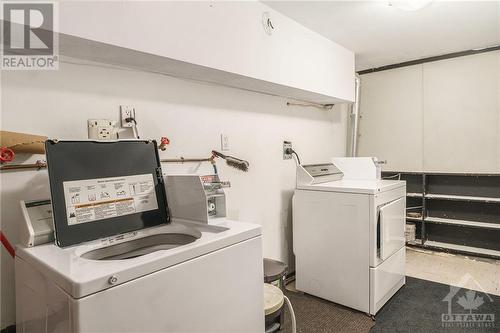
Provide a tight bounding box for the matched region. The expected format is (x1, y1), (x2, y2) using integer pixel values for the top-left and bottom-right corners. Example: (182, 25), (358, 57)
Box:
(220, 134), (230, 151)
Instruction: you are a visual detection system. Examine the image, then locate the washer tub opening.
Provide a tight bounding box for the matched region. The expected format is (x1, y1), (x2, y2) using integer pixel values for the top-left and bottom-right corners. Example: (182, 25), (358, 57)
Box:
(81, 232), (201, 260)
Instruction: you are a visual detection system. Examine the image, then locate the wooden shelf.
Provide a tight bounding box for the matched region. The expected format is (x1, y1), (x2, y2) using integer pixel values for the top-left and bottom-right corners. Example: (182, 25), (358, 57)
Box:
(425, 217), (500, 230)
(424, 241), (500, 258)
(426, 193), (500, 203)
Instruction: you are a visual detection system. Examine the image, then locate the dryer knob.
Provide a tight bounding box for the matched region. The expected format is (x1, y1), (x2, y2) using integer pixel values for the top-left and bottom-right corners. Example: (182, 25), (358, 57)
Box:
(108, 275), (118, 285)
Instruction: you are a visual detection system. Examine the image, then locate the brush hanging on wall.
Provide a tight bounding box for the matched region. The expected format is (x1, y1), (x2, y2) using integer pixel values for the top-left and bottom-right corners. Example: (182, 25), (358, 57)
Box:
(211, 150), (249, 172)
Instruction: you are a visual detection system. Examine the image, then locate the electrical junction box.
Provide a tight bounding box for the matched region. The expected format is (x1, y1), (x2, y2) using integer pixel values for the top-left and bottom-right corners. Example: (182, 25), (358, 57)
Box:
(87, 119), (117, 140)
(165, 174), (229, 224)
(220, 134), (230, 151)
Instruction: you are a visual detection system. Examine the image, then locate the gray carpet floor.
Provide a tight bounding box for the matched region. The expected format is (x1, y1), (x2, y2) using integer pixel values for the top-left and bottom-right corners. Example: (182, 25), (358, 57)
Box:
(281, 290), (375, 333)
(371, 277), (500, 333)
(281, 277), (500, 333)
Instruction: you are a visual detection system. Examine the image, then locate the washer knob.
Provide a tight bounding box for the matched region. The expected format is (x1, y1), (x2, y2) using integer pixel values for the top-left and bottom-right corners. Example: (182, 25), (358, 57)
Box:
(108, 275), (118, 285)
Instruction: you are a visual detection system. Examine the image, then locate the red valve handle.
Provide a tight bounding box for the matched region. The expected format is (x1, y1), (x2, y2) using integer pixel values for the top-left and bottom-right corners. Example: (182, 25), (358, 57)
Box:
(0, 232), (15, 258)
(158, 137), (170, 151)
(0, 147), (15, 163)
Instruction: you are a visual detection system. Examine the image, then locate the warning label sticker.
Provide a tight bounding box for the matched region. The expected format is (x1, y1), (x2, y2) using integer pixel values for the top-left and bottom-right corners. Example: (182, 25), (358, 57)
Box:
(63, 174), (158, 225)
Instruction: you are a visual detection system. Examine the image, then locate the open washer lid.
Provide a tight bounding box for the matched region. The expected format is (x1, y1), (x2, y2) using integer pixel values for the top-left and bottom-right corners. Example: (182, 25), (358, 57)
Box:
(45, 140), (170, 247)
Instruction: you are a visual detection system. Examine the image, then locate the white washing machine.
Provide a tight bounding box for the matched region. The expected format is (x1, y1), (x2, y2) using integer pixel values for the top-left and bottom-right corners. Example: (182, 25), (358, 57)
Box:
(16, 219), (264, 333)
(16, 140), (264, 333)
(293, 158), (406, 315)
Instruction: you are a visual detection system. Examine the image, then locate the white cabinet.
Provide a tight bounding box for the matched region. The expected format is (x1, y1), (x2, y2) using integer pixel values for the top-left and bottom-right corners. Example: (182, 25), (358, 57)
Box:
(57, 1), (355, 104)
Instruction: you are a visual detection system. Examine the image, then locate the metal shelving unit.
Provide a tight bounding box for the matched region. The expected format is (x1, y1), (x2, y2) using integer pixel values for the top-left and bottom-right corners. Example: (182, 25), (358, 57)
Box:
(425, 241), (500, 258)
(425, 217), (500, 230)
(425, 193), (500, 203)
(382, 171), (500, 259)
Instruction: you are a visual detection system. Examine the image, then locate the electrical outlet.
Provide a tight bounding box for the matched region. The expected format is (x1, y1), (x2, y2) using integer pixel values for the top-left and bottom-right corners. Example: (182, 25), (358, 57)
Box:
(120, 105), (136, 128)
(88, 119), (117, 140)
(283, 141), (292, 160)
(220, 134), (230, 151)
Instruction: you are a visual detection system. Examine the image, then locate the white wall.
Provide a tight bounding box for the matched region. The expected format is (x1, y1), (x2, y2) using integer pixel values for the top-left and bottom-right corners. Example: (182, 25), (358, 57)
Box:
(0, 59), (348, 329)
(358, 51), (500, 173)
(358, 65), (424, 171)
(422, 52), (499, 172)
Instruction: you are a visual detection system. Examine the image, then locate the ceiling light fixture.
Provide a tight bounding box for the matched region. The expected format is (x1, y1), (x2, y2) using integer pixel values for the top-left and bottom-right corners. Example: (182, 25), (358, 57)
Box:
(388, 0), (433, 11)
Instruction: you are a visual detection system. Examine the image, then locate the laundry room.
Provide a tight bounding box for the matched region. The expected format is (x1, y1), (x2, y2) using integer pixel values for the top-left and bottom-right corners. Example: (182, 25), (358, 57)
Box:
(0, 1), (499, 333)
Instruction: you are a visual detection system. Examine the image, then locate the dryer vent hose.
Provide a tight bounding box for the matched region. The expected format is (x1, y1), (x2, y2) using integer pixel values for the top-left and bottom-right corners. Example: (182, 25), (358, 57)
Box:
(283, 295), (297, 333)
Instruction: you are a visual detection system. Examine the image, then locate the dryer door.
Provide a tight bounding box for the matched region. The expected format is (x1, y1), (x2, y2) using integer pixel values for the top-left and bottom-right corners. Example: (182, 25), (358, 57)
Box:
(378, 197), (405, 261)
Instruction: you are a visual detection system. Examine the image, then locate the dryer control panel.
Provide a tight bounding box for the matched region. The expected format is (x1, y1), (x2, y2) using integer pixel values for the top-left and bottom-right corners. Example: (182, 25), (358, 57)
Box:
(297, 163), (344, 186)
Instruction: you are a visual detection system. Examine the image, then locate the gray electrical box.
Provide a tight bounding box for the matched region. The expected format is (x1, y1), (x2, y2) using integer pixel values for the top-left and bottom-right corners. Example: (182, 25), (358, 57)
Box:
(165, 174), (229, 223)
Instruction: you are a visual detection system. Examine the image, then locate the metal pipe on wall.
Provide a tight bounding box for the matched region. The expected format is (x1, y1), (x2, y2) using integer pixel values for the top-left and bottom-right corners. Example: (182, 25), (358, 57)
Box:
(347, 75), (361, 157)
(0, 160), (46, 171)
(160, 157), (213, 163)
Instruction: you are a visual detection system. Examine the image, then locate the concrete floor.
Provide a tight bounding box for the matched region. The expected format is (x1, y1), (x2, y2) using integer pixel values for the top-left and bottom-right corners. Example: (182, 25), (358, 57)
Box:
(406, 247), (500, 296)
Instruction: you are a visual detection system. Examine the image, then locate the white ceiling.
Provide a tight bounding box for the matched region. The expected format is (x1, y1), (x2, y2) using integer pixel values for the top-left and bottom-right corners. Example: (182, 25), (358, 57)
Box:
(264, 1), (500, 71)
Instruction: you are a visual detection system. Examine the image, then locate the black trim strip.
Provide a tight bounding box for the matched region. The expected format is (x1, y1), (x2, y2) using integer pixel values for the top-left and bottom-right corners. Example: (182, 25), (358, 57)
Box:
(408, 243), (500, 260)
(0, 325), (15, 333)
(358, 45), (500, 75)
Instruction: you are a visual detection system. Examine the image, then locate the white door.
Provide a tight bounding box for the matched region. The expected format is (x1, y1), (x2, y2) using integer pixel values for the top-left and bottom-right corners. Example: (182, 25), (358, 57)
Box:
(378, 197), (405, 261)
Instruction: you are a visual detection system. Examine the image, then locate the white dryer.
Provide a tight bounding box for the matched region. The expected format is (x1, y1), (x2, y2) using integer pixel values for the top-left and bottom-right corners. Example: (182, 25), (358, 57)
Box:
(293, 159), (406, 315)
